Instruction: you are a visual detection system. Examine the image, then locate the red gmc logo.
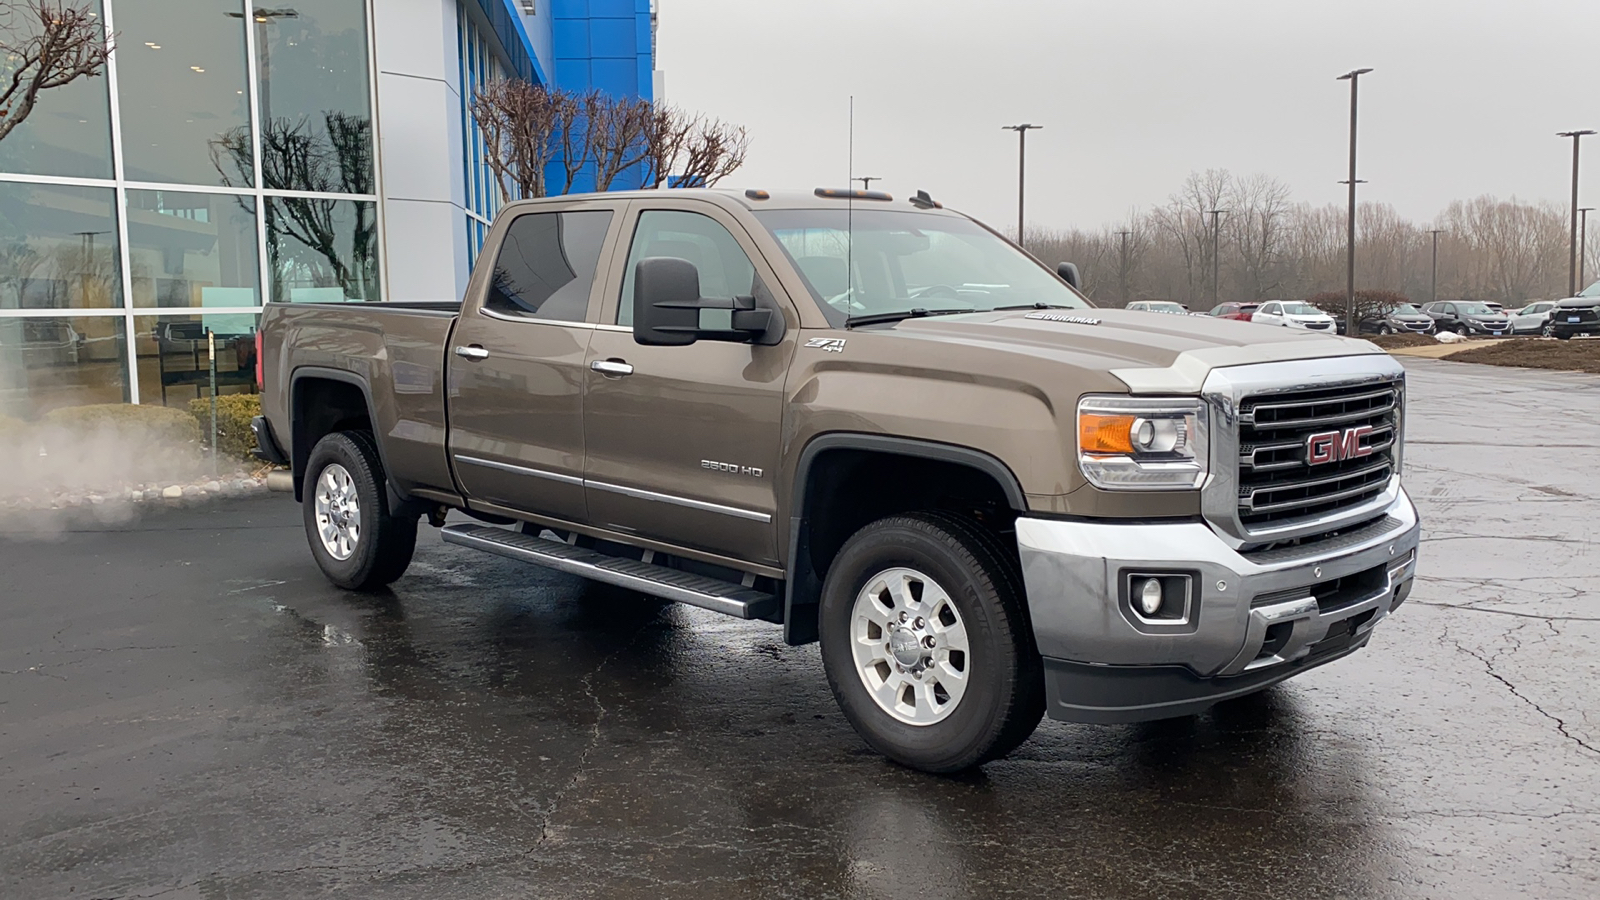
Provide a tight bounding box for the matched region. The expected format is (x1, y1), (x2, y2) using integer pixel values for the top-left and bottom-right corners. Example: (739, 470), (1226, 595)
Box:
(1306, 426), (1374, 465)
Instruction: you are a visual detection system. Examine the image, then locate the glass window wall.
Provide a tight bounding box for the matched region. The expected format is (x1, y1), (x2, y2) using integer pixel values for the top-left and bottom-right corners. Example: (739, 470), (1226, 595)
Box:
(127, 190), (259, 308)
(255, 1), (374, 193)
(115, 1), (253, 186)
(0, 316), (128, 418)
(0, 0), (380, 416)
(134, 313), (258, 409)
(0, 183), (122, 311)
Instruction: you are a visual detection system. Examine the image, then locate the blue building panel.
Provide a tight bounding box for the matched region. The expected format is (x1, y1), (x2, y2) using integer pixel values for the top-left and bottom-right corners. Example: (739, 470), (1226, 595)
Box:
(552, 18), (590, 58)
(551, 0), (589, 18)
(589, 0), (634, 16)
(554, 58), (592, 90)
(589, 58), (637, 95)
(589, 17), (635, 58)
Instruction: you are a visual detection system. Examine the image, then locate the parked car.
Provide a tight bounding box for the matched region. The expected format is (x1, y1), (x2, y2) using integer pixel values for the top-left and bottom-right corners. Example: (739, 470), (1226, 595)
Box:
(1125, 300), (1188, 315)
(1421, 301), (1512, 336)
(1251, 301), (1337, 332)
(1542, 291), (1600, 340)
(1484, 302), (1507, 316)
(1359, 303), (1436, 335)
(253, 187), (1419, 773)
(1207, 302), (1260, 321)
(1509, 301), (1558, 334)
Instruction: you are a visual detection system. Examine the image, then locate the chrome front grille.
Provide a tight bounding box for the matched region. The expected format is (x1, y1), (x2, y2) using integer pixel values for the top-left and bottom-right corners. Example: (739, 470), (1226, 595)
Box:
(1236, 381), (1400, 529)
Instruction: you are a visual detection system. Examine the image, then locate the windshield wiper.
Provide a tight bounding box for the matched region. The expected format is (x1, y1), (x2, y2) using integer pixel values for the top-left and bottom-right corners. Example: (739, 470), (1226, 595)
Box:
(991, 302), (1075, 311)
(846, 307), (977, 328)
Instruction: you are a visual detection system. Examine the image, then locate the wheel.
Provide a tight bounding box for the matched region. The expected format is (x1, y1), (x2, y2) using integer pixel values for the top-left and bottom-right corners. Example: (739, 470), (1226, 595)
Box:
(1380, 324), (1393, 335)
(818, 512), (1045, 773)
(1543, 322), (1555, 338)
(303, 431), (417, 591)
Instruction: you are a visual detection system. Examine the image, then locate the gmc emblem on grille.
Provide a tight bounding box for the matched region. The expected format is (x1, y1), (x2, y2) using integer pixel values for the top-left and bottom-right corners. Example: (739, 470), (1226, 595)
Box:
(1306, 426), (1374, 465)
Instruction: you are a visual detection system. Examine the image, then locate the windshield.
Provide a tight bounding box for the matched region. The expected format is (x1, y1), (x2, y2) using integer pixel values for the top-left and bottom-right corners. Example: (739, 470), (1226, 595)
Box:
(1139, 302), (1187, 314)
(1390, 303), (1422, 315)
(1457, 303), (1497, 315)
(1281, 303), (1324, 315)
(1579, 281), (1600, 298)
(752, 208), (1090, 326)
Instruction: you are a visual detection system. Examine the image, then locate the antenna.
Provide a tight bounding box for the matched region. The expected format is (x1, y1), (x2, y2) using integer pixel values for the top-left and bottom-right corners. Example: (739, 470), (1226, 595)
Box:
(847, 96), (854, 312)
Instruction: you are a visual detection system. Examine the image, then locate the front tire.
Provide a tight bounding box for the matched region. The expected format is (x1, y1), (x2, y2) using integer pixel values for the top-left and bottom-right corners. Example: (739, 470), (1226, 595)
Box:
(303, 431), (417, 591)
(819, 513), (1044, 773)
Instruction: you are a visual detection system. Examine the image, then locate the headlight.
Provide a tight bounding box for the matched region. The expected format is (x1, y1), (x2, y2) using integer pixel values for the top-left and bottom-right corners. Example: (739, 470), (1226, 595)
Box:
(1077, 396), (1208, 490)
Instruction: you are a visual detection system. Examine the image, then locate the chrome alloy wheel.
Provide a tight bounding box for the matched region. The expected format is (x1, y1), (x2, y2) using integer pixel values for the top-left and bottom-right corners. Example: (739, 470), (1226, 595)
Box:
(314, 463), (362, 561)
(850, 567), (971, 726)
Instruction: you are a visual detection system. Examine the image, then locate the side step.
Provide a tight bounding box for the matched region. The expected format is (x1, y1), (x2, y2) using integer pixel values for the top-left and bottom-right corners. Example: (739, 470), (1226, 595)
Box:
(440, 523), (780, 620)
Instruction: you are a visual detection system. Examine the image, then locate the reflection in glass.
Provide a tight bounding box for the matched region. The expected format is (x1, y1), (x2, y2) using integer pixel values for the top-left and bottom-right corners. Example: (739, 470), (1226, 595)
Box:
(0, 316), (127, 417)
(127, 190), (259, 308)
(266, 197), (378, 302)
(0, 0), (113, 179)
(115, 0), (252, 185)
(225, 1), (373, 193)
(0, 183), (122, 310)
(134, 314), (259, 408)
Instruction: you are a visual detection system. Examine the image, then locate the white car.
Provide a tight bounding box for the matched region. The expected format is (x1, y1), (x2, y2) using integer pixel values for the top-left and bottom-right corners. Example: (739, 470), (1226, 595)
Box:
(1125, 300), (1189, 315)
(1509, 301), (1557, 334)
(1251, 301), (1338, 332)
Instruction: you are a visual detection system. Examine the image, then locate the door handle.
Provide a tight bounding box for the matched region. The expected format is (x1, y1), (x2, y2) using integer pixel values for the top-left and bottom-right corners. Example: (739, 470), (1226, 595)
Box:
(454, 345), (489, 361)
(590, 359), (634, 377)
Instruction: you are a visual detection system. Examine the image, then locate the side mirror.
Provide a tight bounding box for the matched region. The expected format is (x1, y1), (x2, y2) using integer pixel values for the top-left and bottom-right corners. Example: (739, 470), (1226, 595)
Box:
(632, 257), (776, 347)
(1056, 262), (1081, 290)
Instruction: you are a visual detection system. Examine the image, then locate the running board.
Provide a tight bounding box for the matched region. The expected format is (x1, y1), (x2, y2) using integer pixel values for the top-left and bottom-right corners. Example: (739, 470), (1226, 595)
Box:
(440, 523), (779, 620)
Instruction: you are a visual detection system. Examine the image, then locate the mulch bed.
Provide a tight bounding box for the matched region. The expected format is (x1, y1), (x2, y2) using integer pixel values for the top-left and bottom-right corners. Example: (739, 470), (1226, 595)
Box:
(1446, 338), (1600, 375)
(1366, 333), (1439, 349)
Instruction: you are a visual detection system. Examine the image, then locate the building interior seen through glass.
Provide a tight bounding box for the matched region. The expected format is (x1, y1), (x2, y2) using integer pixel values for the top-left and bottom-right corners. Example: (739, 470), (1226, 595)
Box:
(0, 0), (376, 419)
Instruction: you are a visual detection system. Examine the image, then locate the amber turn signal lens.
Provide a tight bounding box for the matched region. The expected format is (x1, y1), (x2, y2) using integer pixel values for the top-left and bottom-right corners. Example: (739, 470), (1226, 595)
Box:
(1079, 414), (1137, 454)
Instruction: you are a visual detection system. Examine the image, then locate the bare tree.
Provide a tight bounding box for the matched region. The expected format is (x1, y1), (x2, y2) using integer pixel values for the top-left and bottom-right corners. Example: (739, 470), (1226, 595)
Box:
(471, 79), (563, 202)
(638, 103), (749, 189)
(0, 1), (111, 144)
(590, 96), (652, 191)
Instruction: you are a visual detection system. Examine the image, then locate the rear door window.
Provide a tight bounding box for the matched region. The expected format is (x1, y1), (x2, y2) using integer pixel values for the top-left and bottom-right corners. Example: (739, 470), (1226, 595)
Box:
(484, 210), (614, 322)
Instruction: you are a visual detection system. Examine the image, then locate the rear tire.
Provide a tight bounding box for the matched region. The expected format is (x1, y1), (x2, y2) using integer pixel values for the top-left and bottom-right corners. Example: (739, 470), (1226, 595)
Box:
(303, 431), (417, 591)
(819, 512), (1044, 773)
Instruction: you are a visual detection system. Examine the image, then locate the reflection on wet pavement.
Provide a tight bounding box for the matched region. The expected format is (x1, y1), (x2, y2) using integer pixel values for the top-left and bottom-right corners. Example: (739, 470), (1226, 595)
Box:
(2, 358), (1596, 898)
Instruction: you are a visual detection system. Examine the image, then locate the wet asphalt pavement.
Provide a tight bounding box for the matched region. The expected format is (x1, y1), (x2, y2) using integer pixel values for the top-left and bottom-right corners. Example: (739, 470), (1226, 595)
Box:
(2, 358), (1597, 899)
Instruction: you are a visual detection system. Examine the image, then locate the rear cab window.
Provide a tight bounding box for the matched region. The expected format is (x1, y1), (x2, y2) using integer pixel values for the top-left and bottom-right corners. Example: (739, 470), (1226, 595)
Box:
(484, 210), (614, 322)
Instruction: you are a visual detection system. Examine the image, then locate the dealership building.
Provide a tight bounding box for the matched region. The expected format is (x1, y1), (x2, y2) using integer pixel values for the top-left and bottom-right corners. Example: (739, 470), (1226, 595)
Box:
(0, 0), (655, 417)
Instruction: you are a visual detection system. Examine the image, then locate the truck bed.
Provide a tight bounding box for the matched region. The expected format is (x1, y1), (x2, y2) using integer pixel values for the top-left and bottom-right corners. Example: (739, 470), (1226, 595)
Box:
(260, 302), (459, 500)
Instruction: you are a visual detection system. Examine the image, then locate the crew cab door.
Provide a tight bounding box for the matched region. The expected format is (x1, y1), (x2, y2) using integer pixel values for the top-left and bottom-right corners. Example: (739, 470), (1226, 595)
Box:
(446, 201), (623, 524)
(1254, 302), (1283, 325)
(581, 201), (799, 567)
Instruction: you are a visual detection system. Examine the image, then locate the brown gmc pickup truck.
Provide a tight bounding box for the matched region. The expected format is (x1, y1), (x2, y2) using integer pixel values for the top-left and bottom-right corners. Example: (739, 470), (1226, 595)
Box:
(255, 188), (1420, 772)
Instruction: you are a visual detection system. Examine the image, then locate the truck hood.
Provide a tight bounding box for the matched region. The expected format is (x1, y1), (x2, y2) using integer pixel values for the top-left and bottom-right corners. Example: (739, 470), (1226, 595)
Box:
(871, 308), (1386, 393)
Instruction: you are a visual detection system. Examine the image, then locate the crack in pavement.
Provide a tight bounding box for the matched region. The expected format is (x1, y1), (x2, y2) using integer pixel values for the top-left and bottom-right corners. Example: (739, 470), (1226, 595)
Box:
(1443, 619), (1600, 760)
(1412, 601), (1600, 623)
(528, 606), (673, 853)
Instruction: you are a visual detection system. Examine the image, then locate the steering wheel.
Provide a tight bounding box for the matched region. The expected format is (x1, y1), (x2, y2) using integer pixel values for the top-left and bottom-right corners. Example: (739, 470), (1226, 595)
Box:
(911, 284), (961, 300)
(826, 290), (868, 313)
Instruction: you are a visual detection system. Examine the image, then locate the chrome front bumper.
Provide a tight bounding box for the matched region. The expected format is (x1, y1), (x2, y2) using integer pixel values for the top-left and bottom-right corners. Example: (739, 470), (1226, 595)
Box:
(1015, 489), (1420, 722)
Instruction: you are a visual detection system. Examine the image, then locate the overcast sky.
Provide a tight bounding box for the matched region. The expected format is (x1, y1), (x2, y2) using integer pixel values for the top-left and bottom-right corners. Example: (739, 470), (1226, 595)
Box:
(657, 0), (1600, 232)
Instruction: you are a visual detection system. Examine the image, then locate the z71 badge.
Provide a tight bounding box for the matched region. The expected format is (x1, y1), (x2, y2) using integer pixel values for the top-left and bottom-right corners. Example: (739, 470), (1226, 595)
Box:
(804, 337), (847, 353)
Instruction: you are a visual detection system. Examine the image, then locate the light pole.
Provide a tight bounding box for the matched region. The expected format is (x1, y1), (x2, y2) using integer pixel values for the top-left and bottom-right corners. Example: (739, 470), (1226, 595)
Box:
(1002, 123), (1042, 244)
(1581, 207), (1595, 289)
(1337, 67), (1373, 335)
(226, 7), (300, 119)
(1115, 229), (1132, 304)
(1207, 209), (1229, 308)
(1426, 229), (1445, 304)
(1557, 130), (1594, 297)
(854, 176), (881, 191)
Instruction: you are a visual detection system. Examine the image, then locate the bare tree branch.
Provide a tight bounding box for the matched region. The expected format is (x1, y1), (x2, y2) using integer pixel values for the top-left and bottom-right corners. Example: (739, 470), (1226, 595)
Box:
(0, 1), (112, 144)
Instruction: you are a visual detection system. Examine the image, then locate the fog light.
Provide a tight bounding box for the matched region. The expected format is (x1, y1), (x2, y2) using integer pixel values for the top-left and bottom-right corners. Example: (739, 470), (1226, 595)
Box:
(1136, 578), (1163, 616)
